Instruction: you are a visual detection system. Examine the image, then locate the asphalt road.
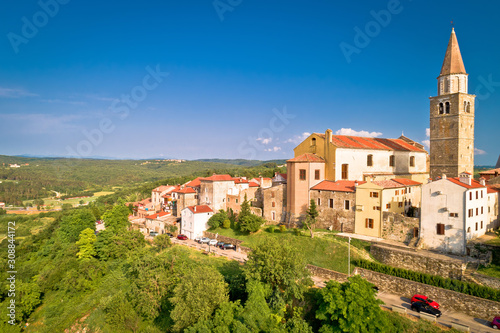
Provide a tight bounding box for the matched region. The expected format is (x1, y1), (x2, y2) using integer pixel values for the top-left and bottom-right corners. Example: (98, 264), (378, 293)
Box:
(171, 237), (497, 333)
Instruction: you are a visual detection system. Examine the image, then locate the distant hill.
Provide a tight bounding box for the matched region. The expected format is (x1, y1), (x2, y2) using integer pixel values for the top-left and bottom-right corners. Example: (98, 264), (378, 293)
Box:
(194, 159), (288, 167)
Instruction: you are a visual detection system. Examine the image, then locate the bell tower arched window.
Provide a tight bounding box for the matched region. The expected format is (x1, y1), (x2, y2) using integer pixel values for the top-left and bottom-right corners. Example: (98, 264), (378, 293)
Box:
(445, 102), (450, 114)
(439, 103), (444, 114)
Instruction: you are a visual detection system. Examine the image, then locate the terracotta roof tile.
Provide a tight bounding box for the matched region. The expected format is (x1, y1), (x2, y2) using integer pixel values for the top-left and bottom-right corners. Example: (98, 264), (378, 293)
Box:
(373, 180), (406, 189)
(287, 153), (325, 163)
(201, 174), (234, 181)
(479, 168), (500, 175)
(146, 211), (170, 219)
(440, 28), (466, 76)
(249, 181), (259, 187)
(392, 178), (422, 186)
(174, 187), (196, 194)
(186, 205), (213, 214)
(184, 177), (203, 187)
(447, 177), (485, 189)
(152, 185), (173, 192)
(310, 180), (365, 192)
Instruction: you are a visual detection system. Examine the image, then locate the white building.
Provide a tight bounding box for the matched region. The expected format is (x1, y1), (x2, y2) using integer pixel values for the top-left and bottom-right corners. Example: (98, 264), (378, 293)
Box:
(487, 186), (500, 231)
(180, 205), (213, 239)
(420, 172), (487, 255)
(151, 185), (177, 210)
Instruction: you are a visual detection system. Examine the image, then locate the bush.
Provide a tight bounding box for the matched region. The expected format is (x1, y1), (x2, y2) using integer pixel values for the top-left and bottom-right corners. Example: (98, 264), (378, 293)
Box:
(353, 259), (500, 302)
(293, 228), (301, 236)
(267, 225), (275, 233)
(222, 219), (231, 229)
(279, 225), (286, 233)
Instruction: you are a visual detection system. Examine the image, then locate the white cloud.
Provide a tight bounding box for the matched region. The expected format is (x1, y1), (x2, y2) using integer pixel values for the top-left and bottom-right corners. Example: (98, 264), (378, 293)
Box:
(285, 132), (311, 144)
(256, 137), (272, 145)
(40, 99), (86, 105)
(264, 146), (281, 152)
(475, 148), (486, 155)
(426, 128), (430, 137)
(422, 140), (430, 149)
(0, 87), (38, 98)
(335, 128), (382, 137)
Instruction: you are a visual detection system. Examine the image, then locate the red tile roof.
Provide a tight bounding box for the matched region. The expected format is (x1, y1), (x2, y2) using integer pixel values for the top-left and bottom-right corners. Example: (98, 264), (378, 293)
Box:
(447, 177), (485, 189)
(174, 187), (196, 194)
(184, 177), (203, 187)
(373, 180), (406, 189)
(287, 153), (325, 163)
(146, 211), (170, 219)
(479, 168), (500, 175)
(233, 177), (249, 184)
(392, 178), (422, 186)
(186, 205), (213, 214)
(152, 185), (173, 192)
(487, 186), (500, 194)
(201, 174), (234, 181)
(249, 181), (259, 187)
(310, 180), (366, 192)
(278, 173), (287, 180)
(315, 134), (426, 152)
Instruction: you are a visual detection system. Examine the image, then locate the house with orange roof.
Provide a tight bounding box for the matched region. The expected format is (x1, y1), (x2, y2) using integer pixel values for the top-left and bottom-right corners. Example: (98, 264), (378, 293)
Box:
(309, 180), (365, 233)
(353, 178), (422, 239)
(180, 205), (214, 239)
(172, 186), (198, 217)
(420, 172), (488, 255)
(151, 185), (177, 211)
(479, 168), (500, 181)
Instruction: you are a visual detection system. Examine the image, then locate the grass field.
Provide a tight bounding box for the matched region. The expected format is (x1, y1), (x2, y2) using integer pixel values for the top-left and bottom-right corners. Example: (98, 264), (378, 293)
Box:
(211, 227), (372, 274)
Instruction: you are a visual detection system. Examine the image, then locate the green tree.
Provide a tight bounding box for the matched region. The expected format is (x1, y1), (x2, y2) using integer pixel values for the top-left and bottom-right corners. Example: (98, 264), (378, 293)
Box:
(100, 291), (140, 332)
(153, 234), (172, 251)
(0, 208), (5, 215)
(17, 281), (42, 321)
(76, 228), (97, 259)
(316, 275), (387, 333)
(58, 209), (95, 243)
(170, 266), (229, 331)
(207, 209), (227, 229)
(238, 194), (251, 222)
(304, 199), (319, 238)
(222, 218), (231, 229)
(101, 204), (130, 232)
(62, 203), (73, 211)
(244, 239), (312, 306)
(240, 214), (265, 233)
(95, 229), (145, 260)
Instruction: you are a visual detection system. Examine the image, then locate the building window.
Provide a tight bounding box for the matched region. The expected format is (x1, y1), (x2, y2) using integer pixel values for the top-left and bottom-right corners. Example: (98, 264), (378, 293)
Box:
(236, 199), (238, 204)
(367, 154), (373, 167)
(467, 227), (471, 233)
(481, 221), (483, 229)
(476, 191), (479, 199)
(476, 208), (479, 216)
(373, 206), (380, 211)
(408, 187), (411, 193)
(481, 190), (483, 199)
(317, 198), (321, 206)
(468, 209), (473, 217)
(476, 222), (478, 231)
(439, 103), (444, 114)
(344, 200), (350, 210)
(445, 102), (450, 114)
(398, 202), (403, 207)
(365, 218), (374, 229)
(389, 155), (395, 167)
(271, 202), (275, 208)
(469, 192), (472, 200)
(449, 213), (458, 217)
(271, 192), (275, 198)
(228, 198), (230, 203)
(341, 164), (349, 180)
(481, 206), (483, 214)
(409, 156), (415, 167)
(437, 223), (445, 235)
(315, 169), (320, 180)
(329, 199), (334, 208)
(386, 203), (391, 209)
(299, 169), (306, 180)
(312, 137), (316, 146)
(222, 198), (225, 203)
(395, 190), (399, 195)
(370, 192), (379, 198)
(272, 212), (276, 221)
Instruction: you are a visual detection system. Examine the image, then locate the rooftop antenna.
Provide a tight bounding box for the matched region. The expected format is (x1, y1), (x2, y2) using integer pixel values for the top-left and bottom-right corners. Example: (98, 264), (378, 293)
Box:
(451, 20), (455, 29)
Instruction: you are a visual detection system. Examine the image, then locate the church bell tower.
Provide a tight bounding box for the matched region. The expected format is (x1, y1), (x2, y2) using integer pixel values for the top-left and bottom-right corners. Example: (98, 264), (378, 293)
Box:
(429, 28), (475, 179)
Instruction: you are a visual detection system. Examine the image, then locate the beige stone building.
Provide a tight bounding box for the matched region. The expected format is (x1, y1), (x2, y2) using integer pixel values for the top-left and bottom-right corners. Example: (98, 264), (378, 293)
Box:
(199, 174), (235, 211)
(262, 184), (287, 224)
(429, 28), (476, 179)
(309, 180), (364, 232)
(354, 179), (422, 238)
(173, 187), (198, 217)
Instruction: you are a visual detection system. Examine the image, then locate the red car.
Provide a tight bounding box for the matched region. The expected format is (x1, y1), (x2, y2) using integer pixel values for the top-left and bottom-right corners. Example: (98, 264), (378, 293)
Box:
(411, 294), (439, 309)
(492, 316), (500, 329)
(176, 234), (188, 240)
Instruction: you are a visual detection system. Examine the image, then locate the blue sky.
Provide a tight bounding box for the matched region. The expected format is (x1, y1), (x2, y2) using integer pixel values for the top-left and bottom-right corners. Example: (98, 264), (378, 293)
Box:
(1, 0), (499, 164)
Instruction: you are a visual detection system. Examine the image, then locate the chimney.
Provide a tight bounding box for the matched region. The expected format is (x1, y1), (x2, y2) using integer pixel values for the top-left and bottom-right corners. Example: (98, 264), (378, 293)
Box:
(157, 214), (159, 219)
(325, 129), (333, 143)
(427, 178), (432, 184)
(442, 174), (447, 180)
(459, 172), (472, 186)
(479, 177), (486, 186)
(194, 206), (197, 212)
(354, 180), (359, 187)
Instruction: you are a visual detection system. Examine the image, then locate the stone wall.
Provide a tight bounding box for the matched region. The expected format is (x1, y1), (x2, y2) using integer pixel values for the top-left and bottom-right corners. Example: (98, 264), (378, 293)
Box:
(463, 272), (500, 290)
(370, 243), (466, 279)
(306, 265), (349, 283)
(355, 267), (500, 321)
(309, 190), (355, 232)
(381, 212), (418, 244)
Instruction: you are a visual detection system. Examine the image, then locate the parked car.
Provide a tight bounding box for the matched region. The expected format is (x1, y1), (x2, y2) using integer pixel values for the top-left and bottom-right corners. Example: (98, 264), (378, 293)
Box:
(208, 239), (218, 246)
(149, 231), (159, 237)
(176, 234), (188, 240)
(410, 301), (442, 317)
(166, 232), (174, 238)
(199, 237), (211, 244)
(411, 294), (439, 309)
(492, 317), (500, 329)
(221, 243), (235, 250)
(216, 241), (225, 248)
(194, 236), (202, 243)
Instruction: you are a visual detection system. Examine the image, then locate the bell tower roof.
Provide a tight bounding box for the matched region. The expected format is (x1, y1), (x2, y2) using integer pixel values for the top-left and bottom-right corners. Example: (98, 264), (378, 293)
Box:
(439, 28), (466, 76)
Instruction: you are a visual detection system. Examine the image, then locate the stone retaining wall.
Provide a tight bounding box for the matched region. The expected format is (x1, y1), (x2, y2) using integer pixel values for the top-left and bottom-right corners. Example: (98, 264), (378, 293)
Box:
(370, 243), (466, 279)
(381, 212), (418, 244)
(306, 265), (349, 283)
(356, 267), (500, 321)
